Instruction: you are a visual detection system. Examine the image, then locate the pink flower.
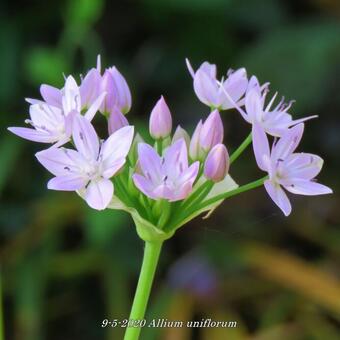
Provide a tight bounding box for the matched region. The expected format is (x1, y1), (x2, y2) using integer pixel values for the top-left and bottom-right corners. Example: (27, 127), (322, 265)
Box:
(186, 59), (248, 110)
(253, 123), (332, 216)
(225, 76), (316, 137)
(149, 96), (172, 139)
(9, 76), (105, 146)
(35, 114), (134, 210)
(133, 139), (199, 201)
(204, 144), (229, 182)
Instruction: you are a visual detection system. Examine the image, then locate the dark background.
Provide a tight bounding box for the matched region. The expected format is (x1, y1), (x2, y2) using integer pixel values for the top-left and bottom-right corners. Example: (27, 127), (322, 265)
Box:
(1, 0), (339, 339)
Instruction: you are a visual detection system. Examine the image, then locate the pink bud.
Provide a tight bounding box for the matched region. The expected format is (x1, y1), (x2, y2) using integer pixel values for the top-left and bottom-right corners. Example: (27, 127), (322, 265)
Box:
(172, 125), (190, 148)
(149, 96), (172, 139)
(108, 107), (129, 134)
(109, 67), (132, 114)
(189, 120), (203, 160)
(199, 110), (224, 152)
(79, 68), (101, 110)
(204, 144), (229, 182)
(100, 70), (116, 114)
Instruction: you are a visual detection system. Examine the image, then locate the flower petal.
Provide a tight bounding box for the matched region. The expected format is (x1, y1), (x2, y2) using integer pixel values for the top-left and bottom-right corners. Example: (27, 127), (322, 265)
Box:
(100, 125), (134, 178)
(85, 178), (114, 210)
(132, 173), (158, 200)
(84, 91), (106, 121)
(272, 124), (304, 161)
(8, 127), (54, 143)
(283, 153), (324, 180)
(284, 179), (332, 196)
(264, 180), (292, 216)
(193, 69), (218, 107)
(79, 68), (101, 108)
(62, 75), (81, 114)
(29, 103), (63, 131)
(48, 175), (87, 191)
(137, 143), (163, 184)
(40, 84), (62, 107)
(164, 139), (188, 180)
(245, 88), (264, 122)
(36, 147), (87, 176)
(252, 124), (270, 171)
(72, 114), (99, 160)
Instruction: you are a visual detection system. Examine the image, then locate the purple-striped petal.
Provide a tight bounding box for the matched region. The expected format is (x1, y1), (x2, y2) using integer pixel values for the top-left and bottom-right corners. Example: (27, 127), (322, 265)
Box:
(132, 173), (158, 200)
(137, 143), (162, 183)
(193, 69), (218, 107)
(264, 180), (292, 216)
(252, 123), (270, 171)
(164, 139), (188, 179)
(62, 76), (81, 114)
(47, 175), (87, 191)
(272, 124), (304, 161)
(40, 84), (62, 107)
(85, 178), (114, 210)
(100, 125), (134, 178)
(8, 127), (53, 143)
(284, 179), (332, 196)
(35, 147), (86, 176)
(72, 114), (99, 160)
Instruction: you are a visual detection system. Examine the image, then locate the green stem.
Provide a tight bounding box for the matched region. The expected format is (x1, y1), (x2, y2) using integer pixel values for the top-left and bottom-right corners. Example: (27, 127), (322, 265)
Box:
(196, 176), (267, 211)
(166, 176), (267, 233)
(180, 180), (213, 211)
(124, 241), (163, 340)
(229, 132), (252, 164)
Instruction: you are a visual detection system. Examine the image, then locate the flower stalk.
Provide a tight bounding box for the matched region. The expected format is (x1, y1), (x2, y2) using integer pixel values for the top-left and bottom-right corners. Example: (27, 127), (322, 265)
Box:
(124, 241), (163, 340)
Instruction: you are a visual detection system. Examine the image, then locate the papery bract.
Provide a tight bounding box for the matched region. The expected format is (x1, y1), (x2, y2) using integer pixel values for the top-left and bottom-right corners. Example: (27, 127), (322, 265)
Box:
(252, 123), (332, 216)
(36, 115), (134, 210)
(133, 139), (199, 201)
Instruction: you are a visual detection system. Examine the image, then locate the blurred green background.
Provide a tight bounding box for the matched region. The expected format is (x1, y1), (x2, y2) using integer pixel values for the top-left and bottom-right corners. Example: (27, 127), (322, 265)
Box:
(1, 0), (340, 339)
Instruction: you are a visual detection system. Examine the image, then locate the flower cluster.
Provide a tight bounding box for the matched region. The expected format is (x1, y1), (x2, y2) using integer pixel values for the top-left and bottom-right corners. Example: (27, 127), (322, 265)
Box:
(9, 56), (332, 240)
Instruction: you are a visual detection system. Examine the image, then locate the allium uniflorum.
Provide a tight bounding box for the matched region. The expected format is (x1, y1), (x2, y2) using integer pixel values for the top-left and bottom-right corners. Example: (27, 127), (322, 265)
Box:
(133, 139), (199, 201)
(8, 55), (332, 340)
(36, 115), (134, 210)
(252, 123), (332, 216)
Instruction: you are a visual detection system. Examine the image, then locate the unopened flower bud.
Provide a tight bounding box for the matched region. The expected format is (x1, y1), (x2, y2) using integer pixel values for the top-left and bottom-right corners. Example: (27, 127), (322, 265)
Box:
(79, 68), (101, 110)
(108, 107), (129, 134)
(172, 125), (190, 148)
(204, 144), (229, 182)
(149, 96), (172, 139)
(108, 67), (132, 114)
(189, 120), (203, 160)
(199, 110), (224, 152)
(100, 70), (116, 114)
(100, 67), (132, 115)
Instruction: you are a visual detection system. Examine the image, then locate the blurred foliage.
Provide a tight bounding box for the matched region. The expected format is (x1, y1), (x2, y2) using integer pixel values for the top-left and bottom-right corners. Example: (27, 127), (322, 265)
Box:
(1, 0), (340, 339)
